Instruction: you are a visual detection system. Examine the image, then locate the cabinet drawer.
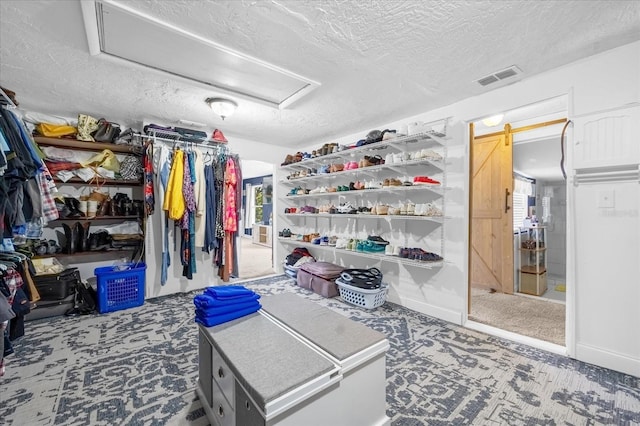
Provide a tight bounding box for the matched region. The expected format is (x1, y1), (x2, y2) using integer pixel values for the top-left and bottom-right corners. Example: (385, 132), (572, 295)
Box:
(212, 346), (234, 407)
(198, 332), (213, 408)
(235, 381), (266, 426)
(211, 381), (235, 426)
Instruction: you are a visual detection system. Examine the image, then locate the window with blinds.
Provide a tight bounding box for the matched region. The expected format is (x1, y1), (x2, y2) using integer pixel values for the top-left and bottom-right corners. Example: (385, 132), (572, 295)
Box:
(513, 192), (528, 231)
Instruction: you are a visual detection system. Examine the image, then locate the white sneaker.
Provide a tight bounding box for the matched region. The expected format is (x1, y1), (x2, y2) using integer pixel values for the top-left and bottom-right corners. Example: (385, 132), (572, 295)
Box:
(425, 203), (443, 217)
(421, 149), (442, 160)
(385, 153), (394, 164)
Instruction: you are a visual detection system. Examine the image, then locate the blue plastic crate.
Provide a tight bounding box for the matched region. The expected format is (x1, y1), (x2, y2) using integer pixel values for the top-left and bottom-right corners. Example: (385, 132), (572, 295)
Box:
(95, 262), (146, 314)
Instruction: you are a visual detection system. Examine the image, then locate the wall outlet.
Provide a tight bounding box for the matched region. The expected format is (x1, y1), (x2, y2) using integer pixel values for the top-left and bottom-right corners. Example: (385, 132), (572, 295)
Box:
(598, 190), (615, 208)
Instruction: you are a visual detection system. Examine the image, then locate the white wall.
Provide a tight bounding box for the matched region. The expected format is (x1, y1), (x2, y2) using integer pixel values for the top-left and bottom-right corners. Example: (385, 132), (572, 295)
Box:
(275, 40), (640, 376)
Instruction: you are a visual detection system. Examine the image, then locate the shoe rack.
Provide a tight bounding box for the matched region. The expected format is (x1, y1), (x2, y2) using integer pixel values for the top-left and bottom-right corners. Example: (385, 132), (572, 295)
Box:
(33, 136), (145, 263)
(275, 123), (448, 272)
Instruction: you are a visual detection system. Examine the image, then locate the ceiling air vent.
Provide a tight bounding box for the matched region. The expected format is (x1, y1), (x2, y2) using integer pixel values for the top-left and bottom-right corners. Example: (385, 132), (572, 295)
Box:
(476, 66), (522, 87)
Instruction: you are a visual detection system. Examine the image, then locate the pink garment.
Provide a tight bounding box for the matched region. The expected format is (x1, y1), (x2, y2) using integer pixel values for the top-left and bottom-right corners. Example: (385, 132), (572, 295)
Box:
(223, 158), (237, 232)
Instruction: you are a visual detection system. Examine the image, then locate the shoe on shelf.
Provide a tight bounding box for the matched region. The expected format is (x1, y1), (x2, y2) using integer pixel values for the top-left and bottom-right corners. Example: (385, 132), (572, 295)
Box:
(413, 176), (440, 185)
(425, 203), (443, 217)
(367, 235), (389, 245)
(388, 206), (401, 215)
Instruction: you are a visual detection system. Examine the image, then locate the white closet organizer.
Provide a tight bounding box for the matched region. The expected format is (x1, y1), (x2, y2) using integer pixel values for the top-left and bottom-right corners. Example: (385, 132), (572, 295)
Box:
(276, 129), (448, 270)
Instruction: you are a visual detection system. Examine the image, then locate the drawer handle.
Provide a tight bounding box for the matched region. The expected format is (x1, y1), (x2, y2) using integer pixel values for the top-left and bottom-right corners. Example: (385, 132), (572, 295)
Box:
(217, 367), (224, 378)
(218, 405), (224, 417)
(245, 400), (251, 411)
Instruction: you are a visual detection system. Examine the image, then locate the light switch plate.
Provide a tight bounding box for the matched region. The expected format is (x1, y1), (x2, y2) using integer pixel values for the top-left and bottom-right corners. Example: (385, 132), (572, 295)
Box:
(598, 190), (615, 208)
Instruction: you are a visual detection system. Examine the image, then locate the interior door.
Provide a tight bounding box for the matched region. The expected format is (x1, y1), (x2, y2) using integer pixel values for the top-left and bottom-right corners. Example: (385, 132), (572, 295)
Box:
(470, 124), (514, 294)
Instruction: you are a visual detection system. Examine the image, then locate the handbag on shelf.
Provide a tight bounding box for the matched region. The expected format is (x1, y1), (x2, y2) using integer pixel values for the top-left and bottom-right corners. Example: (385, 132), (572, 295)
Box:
(92, 118), (121, 143)
(77, 114), (99, 142)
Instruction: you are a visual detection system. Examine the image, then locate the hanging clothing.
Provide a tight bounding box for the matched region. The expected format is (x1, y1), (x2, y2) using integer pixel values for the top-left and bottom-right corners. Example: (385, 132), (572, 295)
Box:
(193, 148), (206, 248)
(203, 164), (218, 253)
(224, 158), (238, 232)
(153, 144), (172, 286)
(143, 143), (155, 215)
(163, 148), (185, 221)
(180, 151), (196, 279)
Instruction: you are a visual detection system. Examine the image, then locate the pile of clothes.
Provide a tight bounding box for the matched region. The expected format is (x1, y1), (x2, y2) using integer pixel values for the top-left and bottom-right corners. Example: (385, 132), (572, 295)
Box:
(194, 285), (261, 327)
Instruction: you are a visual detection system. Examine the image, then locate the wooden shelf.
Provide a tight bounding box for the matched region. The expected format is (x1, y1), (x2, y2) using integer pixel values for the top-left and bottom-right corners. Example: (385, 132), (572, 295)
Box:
(520, 265), (547, 274)
(49, 215), (141, 223)
(53, 177), (142, 186)
(34, 136), (143, 154)
(33, 248), (139, 259)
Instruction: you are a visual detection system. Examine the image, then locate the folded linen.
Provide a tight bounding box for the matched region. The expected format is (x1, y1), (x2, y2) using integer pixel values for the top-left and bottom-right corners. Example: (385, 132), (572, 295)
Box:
(195, 303), (261, 327)
(204, 285), (255, 300)
(194, 293), (260, 309)
(196, 300), (260, 317)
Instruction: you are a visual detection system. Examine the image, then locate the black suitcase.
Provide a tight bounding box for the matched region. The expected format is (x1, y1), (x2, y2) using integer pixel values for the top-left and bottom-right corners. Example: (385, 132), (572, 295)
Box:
(25, 294), (75, 321)
(33, 268), (79, 301)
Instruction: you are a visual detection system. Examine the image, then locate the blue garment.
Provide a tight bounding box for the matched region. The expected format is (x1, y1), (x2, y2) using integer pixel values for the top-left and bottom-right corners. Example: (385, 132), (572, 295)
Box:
(8, 111), (42, 171)
(158, 147), (172, 286)
(203, 164), (218, 253)
(195, 303), (261, 327)
(194, 292), (260, 309)
(0, 128), (9, 151)
(205, 285), (254, 299)
(188, 151), (197, 274)
(195, 300), (261, 317)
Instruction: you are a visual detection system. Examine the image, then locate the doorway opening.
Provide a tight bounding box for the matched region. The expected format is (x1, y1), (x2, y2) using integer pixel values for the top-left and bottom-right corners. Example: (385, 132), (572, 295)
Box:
(239, 161), (275, 279)
(468, 97), (568, 347)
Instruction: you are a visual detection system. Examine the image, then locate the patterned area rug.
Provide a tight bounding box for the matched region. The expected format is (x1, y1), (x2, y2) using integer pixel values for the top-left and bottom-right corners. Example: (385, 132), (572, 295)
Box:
(1, 275), (638, 425)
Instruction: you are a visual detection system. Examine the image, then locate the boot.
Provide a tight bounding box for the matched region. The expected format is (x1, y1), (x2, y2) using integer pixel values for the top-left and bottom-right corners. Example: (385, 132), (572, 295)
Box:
(55, 198), (71, 218)
(98, 197), (111, 217)
(74, 222), (84, 252)
(81, 222), (91, 251)
(132, 200), (144, 218)
(62, 223), (77, 254)
(64, 197), (83, 218)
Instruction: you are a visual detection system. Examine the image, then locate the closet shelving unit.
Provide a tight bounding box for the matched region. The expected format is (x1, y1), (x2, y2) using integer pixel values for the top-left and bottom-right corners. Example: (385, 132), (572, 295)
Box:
(276, 127), (449, 270)
(33, 136), (146, 261)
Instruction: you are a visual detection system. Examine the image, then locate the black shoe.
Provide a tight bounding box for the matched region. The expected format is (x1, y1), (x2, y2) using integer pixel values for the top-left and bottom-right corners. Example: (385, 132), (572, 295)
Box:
(75, 222), (91, 252)
(62, 223), (77, 254)
(65, 197), (84, 218)
(55, 198), (71, 218)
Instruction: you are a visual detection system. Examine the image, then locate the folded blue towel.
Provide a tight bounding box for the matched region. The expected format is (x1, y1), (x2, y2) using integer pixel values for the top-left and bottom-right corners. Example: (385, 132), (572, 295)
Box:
(204, 285), (255, 300)
(196, 300), (260, 317)
(195, 303), (261, 327)
(194, 293), (260, 309)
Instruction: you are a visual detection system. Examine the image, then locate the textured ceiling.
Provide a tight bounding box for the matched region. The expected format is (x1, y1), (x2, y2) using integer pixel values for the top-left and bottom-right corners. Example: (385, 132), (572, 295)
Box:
(1, 0), (639, 148)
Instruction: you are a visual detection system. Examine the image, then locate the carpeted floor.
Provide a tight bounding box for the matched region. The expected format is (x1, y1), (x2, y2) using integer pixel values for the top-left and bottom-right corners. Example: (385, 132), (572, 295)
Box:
(1, 275), (638, 425)
(238, 236), (274, 279)
(470, 287), (566, 345)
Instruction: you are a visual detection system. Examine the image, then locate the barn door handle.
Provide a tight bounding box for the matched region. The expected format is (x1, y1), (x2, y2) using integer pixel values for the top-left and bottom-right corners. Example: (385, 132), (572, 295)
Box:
(505, 188), (511, 213)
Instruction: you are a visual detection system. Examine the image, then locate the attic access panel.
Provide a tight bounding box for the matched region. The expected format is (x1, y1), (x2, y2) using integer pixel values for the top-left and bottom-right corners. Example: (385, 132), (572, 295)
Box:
(85, 0), (319, 108)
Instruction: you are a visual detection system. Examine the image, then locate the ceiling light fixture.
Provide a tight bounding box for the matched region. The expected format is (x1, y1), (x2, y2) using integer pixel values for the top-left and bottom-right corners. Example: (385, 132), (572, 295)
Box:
(482, 114), (505, 127)
(206, 97), (238, 120)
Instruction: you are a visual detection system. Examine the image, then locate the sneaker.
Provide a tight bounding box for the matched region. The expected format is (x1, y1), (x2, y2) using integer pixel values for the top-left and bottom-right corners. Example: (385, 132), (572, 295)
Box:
(413, 176), (440, 185)
(367, 235), (389, 245)
(335, 237), (348, 249)
(425, 203), (443, 217)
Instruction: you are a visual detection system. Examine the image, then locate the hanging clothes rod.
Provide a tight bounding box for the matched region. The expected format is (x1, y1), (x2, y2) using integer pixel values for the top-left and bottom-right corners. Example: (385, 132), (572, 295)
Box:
(135, 131), (232, 153)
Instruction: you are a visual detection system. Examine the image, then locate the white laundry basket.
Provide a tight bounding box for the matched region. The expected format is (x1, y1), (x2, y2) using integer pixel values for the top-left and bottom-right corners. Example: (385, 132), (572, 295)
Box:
(336, 279), (388, 309)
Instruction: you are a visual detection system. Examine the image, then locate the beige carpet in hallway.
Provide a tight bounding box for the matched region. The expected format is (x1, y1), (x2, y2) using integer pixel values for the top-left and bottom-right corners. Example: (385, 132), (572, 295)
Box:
(238, 237), (275, 279)
(469, 288), (565, 346)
